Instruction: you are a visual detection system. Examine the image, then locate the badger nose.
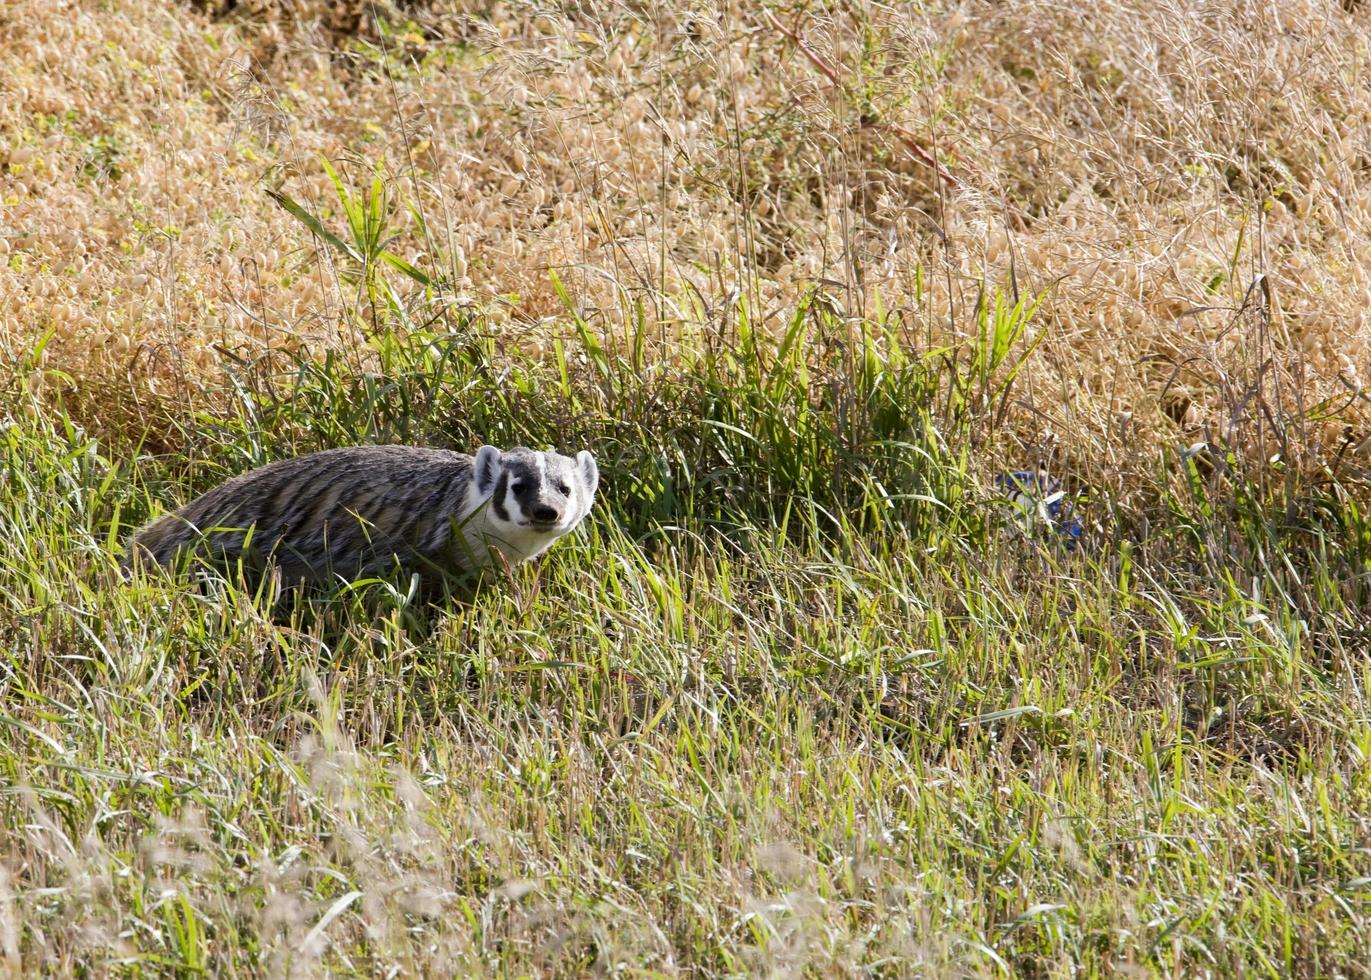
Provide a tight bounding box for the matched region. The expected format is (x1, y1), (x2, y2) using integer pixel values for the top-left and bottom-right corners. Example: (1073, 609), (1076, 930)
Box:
(531, 505), (559, 524)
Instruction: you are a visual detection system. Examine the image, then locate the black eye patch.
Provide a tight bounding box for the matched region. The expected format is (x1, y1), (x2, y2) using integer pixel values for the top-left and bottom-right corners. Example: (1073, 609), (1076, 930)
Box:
(502, 458), (541, 500)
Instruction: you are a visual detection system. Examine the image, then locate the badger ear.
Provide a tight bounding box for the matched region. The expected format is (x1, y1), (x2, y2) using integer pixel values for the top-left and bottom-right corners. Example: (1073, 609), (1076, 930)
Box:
(475, 445), (502, 495)
(576, 450), (599, 499)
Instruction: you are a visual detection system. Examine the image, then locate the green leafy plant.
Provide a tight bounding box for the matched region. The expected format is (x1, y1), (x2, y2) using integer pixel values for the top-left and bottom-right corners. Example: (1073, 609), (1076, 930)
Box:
(268, 158), (434, 327)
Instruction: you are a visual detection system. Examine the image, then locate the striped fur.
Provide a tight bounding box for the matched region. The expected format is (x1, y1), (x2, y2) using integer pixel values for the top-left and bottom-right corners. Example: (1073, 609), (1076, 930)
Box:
(126, 444), (598, 586)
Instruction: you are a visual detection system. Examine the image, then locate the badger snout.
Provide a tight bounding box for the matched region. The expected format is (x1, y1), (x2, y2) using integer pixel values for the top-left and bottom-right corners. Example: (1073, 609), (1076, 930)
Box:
(529, 504), (560, 525)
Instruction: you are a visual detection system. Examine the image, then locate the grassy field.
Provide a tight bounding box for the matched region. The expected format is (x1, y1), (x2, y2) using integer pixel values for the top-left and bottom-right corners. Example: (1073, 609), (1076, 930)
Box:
(3, 0), (1370, 974)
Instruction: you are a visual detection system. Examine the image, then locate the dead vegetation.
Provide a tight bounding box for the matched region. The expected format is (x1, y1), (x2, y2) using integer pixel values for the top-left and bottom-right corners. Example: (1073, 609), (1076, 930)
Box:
(2, 2), (1370, 972)
(2, 0), (1367, 485)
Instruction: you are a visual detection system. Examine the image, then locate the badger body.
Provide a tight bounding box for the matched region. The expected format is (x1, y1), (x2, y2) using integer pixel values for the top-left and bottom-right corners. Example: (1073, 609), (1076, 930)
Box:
(127, 444), (599, 586)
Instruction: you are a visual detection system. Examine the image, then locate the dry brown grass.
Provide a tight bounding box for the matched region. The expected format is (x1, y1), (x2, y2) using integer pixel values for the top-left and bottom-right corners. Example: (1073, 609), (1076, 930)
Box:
(3, 5), (1371, 972)
(2, 0), (1368, 484)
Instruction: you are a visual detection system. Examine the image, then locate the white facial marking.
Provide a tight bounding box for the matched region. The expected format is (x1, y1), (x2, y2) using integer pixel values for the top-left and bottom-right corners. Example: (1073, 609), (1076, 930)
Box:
(455, 448), (596, 570)
(503, 478), (519, 527)
(562, 466), (579, 527)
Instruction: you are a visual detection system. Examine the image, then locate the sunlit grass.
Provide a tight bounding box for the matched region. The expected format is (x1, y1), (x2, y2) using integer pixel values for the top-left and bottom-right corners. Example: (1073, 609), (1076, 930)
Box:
(2, 0), (1369, 971)
(2, 287), (1368, 972)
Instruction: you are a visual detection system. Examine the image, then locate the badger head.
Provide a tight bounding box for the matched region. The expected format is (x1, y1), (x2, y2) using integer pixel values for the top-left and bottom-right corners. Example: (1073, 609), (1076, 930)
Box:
(473, 445), (599, 562)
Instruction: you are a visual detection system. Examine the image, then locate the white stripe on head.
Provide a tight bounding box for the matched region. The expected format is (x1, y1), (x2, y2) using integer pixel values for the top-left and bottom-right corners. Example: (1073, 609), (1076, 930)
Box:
(560, 459), (579, 523)
(503, 471), (519, 521)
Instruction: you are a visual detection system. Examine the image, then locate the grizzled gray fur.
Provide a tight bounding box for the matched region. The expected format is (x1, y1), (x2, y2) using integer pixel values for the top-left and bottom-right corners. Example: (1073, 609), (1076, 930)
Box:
(126, 444), (599, 586)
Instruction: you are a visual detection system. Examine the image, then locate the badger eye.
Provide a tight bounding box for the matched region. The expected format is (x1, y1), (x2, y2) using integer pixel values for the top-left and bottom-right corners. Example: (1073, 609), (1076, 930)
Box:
(556, 482), (570, 495)
(511, 482), (526, 494)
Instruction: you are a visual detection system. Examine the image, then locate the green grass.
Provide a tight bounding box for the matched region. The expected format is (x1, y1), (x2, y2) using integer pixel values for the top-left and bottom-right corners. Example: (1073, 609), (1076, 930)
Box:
(2, 288), (1369, 975)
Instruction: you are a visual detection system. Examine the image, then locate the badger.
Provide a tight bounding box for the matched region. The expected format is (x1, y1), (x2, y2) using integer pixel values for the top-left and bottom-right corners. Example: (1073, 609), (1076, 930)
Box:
(125, 444), (599, 589)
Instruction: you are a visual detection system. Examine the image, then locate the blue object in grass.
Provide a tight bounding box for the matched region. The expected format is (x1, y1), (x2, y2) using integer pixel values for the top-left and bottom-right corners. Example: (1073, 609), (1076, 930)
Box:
(994, 470), (1083, 549)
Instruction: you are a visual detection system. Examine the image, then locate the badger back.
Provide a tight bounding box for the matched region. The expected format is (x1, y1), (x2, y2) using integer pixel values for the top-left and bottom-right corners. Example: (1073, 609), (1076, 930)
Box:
(127, 446), (479, 583)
